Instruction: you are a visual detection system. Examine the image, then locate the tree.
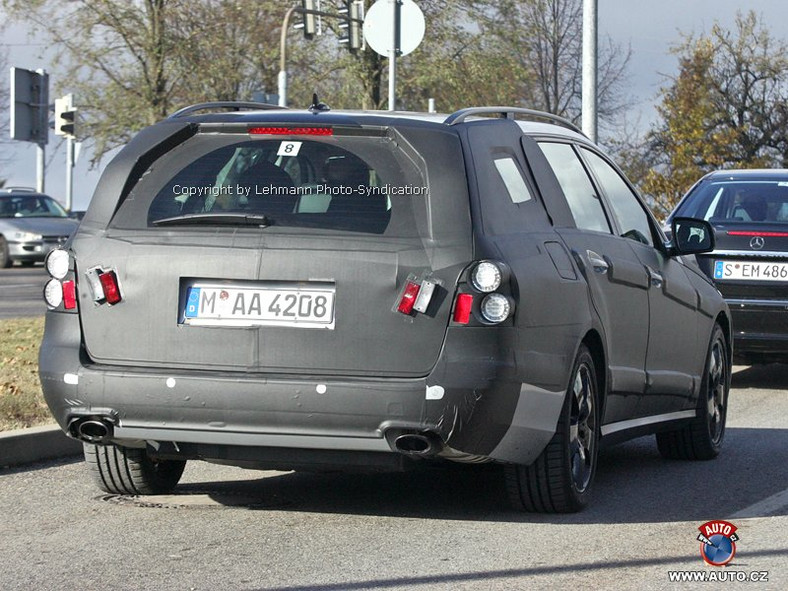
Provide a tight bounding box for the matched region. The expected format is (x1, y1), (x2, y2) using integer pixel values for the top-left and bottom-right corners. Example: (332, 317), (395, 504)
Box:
(2, 0), (287, 163)
(468, 0), (632, 127)
(630, 11), (788, 215)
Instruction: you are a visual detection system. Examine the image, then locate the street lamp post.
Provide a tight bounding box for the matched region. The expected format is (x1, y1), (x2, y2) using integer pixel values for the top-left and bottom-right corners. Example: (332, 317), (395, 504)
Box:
(278, 6), (298, 108)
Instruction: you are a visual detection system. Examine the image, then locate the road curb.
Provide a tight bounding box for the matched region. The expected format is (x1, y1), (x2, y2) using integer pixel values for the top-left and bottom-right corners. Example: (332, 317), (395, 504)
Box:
(0, 424), (82, 468)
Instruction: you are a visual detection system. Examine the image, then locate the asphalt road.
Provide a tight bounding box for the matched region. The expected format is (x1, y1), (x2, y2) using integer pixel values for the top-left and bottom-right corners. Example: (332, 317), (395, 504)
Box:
(0, 265), (49, 318)
(1, 366), (786, 590)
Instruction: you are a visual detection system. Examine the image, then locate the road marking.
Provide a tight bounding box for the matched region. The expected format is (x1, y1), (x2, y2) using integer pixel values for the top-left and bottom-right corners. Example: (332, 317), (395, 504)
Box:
(729, 487), (788, 519)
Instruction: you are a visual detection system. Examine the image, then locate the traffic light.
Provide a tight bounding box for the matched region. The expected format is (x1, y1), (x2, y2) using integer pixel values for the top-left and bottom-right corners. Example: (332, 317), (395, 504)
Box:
(338, 1), (362, 52)
(54, 96), (77, 138)
(295, 0), (317, 39)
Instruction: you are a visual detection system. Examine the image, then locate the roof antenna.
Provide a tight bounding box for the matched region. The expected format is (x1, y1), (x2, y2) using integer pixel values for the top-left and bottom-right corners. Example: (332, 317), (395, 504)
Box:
(308, 93), (331, 113)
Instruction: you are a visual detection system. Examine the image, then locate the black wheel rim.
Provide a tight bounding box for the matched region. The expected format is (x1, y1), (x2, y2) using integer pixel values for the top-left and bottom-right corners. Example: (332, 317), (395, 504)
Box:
(569, 361), (596, 492)
(707, 337), (727, 445)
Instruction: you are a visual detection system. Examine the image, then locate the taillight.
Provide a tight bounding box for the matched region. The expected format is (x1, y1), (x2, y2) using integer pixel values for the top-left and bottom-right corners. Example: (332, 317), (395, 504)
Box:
(453, 260), (514, 326)
(43, 248), (78, 312)
(45, 249), (70, 280)
(44, 279), (64, 309)
(452, 293), (473, 324)
(98, 271), (122, 305)
(397, 281), (421, 314)
(479, 293), (511, 323)
(470, 261), (503, 292)
(62, 280), (77, 310)
(727, 230), (788, 237)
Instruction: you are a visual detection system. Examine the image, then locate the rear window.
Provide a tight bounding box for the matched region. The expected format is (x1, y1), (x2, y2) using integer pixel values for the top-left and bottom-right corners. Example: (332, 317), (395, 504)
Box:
(111, 133), (430, 236)
(680, 180), (788, 224)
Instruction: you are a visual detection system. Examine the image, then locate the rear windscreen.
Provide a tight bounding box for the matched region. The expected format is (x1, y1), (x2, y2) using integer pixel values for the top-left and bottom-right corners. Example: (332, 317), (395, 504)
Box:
(110, 133), (430, 236)
(681, 180), (788, 224)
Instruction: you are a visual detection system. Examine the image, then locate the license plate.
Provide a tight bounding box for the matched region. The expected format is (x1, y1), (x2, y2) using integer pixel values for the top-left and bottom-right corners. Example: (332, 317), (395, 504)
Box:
(713, 260), (788, 281)
(182, 282), (335, 328)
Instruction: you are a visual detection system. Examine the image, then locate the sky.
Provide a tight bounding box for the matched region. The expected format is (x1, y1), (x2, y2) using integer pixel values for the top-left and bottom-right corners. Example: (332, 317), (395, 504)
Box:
(1, 0), (786, 211)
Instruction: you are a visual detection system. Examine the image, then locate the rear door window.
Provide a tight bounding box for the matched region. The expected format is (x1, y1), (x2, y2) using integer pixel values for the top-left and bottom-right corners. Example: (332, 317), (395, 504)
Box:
(538, 142), (611, 234)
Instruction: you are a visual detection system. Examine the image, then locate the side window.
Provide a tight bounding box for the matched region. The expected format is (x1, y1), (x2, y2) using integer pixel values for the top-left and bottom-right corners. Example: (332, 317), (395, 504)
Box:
(538, 142), (611, 233)
(494, 157), (533, 204)
(581, 149), (654, 247)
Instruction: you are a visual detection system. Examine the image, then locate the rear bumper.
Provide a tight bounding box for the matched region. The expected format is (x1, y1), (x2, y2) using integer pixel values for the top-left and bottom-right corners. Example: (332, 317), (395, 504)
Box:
(40, 312), (567, 466)
(726, 298), (788, 361)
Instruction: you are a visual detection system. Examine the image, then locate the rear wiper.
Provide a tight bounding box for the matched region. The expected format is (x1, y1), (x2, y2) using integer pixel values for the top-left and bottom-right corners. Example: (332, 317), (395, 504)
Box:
(152, 212), (271, 227)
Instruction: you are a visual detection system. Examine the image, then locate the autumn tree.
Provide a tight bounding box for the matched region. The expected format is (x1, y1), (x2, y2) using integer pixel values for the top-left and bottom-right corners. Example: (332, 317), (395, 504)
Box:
(629, 11), (788, 215)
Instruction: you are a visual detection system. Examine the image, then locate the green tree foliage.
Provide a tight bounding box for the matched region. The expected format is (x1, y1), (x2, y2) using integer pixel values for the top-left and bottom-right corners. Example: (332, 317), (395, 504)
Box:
(3, 0), (286, 162)
(629, 11), (788, 215)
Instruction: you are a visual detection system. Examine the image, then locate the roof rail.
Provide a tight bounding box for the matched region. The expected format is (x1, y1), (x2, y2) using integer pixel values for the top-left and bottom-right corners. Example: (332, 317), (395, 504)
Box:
(444, 107), (585, 136)
(167, 101), (286, 120)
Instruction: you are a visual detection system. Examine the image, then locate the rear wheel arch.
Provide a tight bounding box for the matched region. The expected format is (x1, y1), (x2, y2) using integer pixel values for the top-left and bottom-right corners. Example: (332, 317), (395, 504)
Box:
(582, 329), (607, 418)
(714, 311), (733, 362)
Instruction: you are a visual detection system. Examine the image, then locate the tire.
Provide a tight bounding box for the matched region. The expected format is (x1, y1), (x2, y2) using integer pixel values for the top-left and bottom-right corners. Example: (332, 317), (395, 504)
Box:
(505, 344), (600, 513)
(83, 443), (186, 495)
(656, 323), (729, 460)
(0, 236), (11, 268)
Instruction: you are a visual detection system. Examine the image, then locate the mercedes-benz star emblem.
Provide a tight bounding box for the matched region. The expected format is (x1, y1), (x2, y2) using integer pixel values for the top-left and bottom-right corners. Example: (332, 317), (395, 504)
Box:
(750, 236), (765, 250)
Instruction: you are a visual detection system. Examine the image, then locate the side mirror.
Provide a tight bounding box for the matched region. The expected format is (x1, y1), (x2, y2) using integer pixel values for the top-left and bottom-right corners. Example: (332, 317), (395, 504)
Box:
(669, 217), (715, 255)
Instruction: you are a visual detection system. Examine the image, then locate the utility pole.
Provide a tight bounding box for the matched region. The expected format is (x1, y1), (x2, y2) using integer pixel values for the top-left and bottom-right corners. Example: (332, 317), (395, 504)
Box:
(582, 0), (598, 142)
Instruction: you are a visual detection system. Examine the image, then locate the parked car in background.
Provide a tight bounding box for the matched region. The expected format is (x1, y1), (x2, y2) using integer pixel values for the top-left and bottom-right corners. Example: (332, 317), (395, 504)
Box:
(40, 102), (730, 513)
(668, 169), (788, 364)
(0, 187), (79, 268)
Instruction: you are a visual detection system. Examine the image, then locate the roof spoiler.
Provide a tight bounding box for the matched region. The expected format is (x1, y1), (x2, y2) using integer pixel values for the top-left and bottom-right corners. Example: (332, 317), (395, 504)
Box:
(168, 101), (287, 120)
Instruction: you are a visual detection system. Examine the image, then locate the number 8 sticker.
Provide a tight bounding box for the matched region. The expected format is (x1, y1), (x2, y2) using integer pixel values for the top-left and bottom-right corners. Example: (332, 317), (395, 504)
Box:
(277, 141), (302, 157)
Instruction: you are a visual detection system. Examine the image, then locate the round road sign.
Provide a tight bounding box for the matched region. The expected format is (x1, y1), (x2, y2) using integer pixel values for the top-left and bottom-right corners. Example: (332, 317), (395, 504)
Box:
(363, 0), (426, 57)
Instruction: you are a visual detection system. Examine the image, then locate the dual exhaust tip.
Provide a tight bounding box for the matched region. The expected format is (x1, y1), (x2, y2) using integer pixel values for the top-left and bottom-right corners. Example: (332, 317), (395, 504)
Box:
(68, 417), (442, 456)
(69, 416), (114, 444)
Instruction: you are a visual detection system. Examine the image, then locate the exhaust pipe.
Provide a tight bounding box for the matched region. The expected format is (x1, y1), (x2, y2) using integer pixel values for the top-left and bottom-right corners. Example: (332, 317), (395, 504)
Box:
(69, 417), (114, 444)
(393, 432), (441, 457)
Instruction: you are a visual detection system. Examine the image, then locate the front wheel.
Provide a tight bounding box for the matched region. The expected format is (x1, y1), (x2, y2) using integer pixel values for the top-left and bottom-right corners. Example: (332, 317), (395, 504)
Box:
(656, 323), (729, 460)
(505, 344), (600, 513)
(84, 443), (186, 495)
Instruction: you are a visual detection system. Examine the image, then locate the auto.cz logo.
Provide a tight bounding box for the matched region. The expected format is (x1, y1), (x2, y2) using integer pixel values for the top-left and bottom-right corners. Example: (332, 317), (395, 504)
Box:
(697, 520), (739, 566)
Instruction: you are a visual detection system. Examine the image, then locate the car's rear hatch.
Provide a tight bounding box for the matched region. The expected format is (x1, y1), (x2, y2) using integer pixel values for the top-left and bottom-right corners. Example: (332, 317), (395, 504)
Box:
(73, 118), (472, 377)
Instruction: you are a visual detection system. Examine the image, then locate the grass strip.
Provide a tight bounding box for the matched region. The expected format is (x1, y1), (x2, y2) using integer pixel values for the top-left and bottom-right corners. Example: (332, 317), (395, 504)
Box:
(0, 317), (54, 430)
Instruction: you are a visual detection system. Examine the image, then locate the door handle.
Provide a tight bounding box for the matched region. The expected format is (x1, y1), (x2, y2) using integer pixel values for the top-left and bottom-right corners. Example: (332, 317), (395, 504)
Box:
(647, 267), (663, 289)
(586, 250), (609, 274)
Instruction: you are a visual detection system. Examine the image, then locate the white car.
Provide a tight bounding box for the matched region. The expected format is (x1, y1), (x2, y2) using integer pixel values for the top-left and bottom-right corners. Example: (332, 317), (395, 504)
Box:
(0, 187), (79, 268)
